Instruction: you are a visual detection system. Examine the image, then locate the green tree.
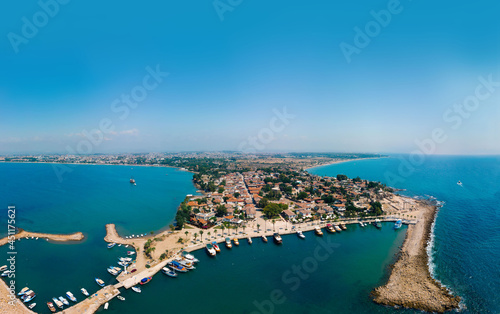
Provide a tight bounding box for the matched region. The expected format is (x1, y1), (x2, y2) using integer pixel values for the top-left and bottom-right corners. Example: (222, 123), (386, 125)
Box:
(216, 205), (227, 217)
(263, 203), (284, 219)
(258, 198), (269, 208)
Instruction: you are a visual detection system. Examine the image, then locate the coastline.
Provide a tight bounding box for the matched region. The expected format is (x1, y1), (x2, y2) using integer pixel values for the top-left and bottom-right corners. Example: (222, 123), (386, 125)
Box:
(0, 229), (84, 247)
(371, 203), (460, 312)
(304, 156), (386, 171)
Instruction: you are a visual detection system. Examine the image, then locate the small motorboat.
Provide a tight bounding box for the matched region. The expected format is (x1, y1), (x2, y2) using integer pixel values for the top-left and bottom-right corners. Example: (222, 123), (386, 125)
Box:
(59, 296), (69, 306)
(211, 241), (221, 252)
(18, 287), (29, 295)
(95, 278), (105, 287)
(372, 219), (382, 229)
(127, 251), (136, 256)
(107, 243), (116, 249)
(314, 226), (323, 236)
(132, 286), (141, 293)
(247, 237), (253, 244)
(1, 270), (11, 277)
(261, 235), (268, 242)
(273, 233), (283, 244)
(225, 237), (232, 248)
(394, 219), (403, 229)
(162, 267), (178, 277)
(297, 231), (305, 239)
(66, 291), (77, 302)
(104, 302), (109, 310)
(233, 238), (239, 246)
(22, 291), (36, 303)
(0, 265), (7, 272)
(117, 296), (125, 301)
(81, 288), (89, 296)
(28, 303), (36, 309)
(52, 298), (63, 309)
(326, 224), (336, 233)
(340, 223), (347, 230)
(181, 251), (199, 263)
(140, 277), (152, 285)
(47, 302), (56, 312)
(457, 180), (463, 186)
(206, 244), (216, 256)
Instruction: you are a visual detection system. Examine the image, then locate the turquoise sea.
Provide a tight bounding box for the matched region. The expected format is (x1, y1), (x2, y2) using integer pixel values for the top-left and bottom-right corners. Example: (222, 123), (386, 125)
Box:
(1, 156), (498, 313)
(309, 155), (500, 313)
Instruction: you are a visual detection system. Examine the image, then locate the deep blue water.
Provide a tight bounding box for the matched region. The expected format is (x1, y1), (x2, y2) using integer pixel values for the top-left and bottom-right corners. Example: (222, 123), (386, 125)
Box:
(309, 155), (500, 313)
(1, 157), (498, 313)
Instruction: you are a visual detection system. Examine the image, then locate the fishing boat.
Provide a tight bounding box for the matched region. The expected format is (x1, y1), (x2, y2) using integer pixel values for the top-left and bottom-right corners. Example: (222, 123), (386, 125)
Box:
(107, 267), (119, 276)
(340, 223), (347, 230)
(247, 237), (252, 244)
(211, 241), (221, 252)
(334, 225), (342, 232)
(176, 258), (196, 269)
(372, 219), (382, 229)
(168, 261), (188, 273)
(95, 278), (105, 287)
(127, 251), (136, 256)
(81, 288), (89, 296)
(297, 231), (305, 239)
(0, 265), (7, 272)
(261, 235), (268, 242)
(117, 296), (125, 301)
(181, 251), (199, 262)
(59, 296), (69, 306)
(22, 291), (36, 302)
(28, 303), (36, 309)
(1, 270), (11, 277)
(131, 286), (141, 293)
(233, 238), (239, 246)
(168, 261), (188, 272)
(394, 219), (402, 229)
(140, 277), (152, 285)
(18, 287), (29, 295)
(52, 297), (63, 309)
(47, 302), (56, 312)
(273, 233), (283, 244)
(107, 243), (116, 249)
(119, 257), (132, 262)
(326, 224), (336, 233)
(161, 267), (178, 277)
(206, 243), (216, 256)
(104, 302), (109, 310)
(315, 226), (323, 236)
(225, 237), (232, 248)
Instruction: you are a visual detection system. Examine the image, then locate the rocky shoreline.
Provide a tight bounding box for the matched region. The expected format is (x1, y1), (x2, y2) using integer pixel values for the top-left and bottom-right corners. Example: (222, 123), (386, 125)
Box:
(372, 202), (460, 312)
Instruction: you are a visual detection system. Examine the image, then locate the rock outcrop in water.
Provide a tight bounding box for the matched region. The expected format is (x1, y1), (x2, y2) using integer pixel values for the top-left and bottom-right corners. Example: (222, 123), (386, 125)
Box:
(372, 202), (460, 312)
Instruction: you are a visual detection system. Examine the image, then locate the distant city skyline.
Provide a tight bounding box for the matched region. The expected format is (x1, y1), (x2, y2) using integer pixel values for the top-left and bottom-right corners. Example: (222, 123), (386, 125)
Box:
(1, 1), (499, 155)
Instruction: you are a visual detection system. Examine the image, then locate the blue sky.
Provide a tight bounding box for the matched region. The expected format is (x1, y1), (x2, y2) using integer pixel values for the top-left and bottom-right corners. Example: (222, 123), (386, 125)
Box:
(1, 0), (499, 154)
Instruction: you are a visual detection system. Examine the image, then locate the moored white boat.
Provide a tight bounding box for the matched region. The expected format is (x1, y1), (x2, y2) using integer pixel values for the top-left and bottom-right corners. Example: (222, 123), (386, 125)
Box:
(29, 303), (36, 309)
(59, 296), (69, 306)
(104, 302), (109, 310)
(22, 291), (36, 303)
(18, 287), (29, 295)
(273, 233), (282, 244)
(117, 295), (125, 301)
(261, 235), (268, 242)
(394, 219), (402, 229)
(168, 261), (188, 272)
(225, 237), (232, 248)
(211, 241), (221, 252)
(205, 244), (216, 256)
(95, 277), (105, 287)
(297, 230), (305, 239)
(131, 286), (141, 293)
(52, 297), (63, 309)
(247, 237), (252, 244)
(47, 302), (56, 312)
(162, 267), (178, 277)
(81, 288), (89, 296)
(314, 226), (323, 236)
(233, 238), (239, 246)
(181, 251), (199, 262)
(0, 265), (7, 272)
(107, 243), (116, 249)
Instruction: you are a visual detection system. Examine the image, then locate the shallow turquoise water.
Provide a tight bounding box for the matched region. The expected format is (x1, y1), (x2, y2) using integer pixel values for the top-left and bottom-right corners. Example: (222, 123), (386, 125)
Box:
(2, 158), (495, 313)
(309, 155), (500, 313)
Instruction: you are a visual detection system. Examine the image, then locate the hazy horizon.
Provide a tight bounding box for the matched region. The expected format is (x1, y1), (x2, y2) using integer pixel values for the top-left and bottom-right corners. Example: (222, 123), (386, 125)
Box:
(1, 1), (499, 155)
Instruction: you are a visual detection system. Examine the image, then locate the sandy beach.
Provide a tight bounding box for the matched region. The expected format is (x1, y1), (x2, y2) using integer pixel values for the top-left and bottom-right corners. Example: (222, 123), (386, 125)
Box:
(372, 203), (460, 312)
